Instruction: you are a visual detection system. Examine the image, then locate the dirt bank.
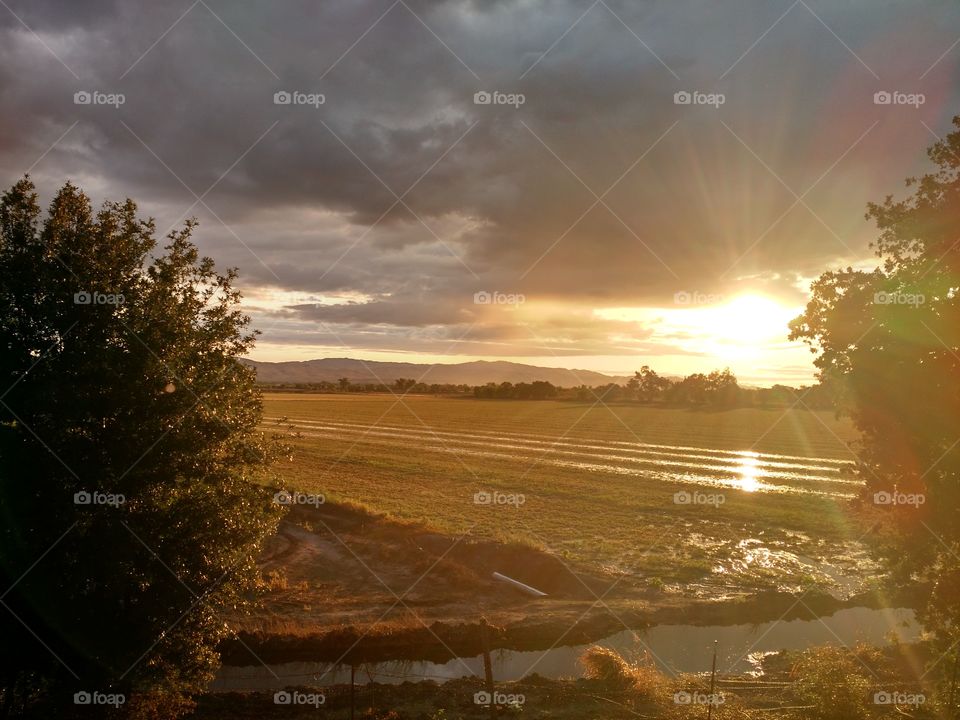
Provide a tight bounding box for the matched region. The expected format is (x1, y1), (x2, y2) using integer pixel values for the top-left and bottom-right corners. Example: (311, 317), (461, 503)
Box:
(221, 502), (919, 666)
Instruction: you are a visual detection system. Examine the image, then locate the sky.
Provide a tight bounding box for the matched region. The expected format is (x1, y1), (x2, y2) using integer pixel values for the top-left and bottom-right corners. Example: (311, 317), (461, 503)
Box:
(2, 0), (959, 385)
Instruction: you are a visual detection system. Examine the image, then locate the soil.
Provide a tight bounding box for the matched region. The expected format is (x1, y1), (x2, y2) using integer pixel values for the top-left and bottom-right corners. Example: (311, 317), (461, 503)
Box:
(221, 502), (919, 667)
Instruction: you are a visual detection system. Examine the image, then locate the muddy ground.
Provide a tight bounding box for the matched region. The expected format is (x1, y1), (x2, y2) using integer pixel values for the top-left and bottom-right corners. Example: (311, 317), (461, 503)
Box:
(221, 502), (916, 666)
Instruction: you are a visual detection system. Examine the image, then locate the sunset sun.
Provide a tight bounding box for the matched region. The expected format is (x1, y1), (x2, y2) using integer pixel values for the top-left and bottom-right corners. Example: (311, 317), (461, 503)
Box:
(708, 295), (797, 346)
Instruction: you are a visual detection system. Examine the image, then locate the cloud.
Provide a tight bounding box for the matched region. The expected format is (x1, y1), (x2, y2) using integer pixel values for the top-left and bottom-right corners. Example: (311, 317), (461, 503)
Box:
(2, 0), (959, 377)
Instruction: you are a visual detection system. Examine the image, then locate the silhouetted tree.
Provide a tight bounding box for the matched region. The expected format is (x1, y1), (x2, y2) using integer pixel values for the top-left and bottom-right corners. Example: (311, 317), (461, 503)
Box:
(635, 365), (672, 402)
(393, 377), (416, 393)
(668, 373), (709, 405)
(0, 179), (284, 718)
(704, 368), (740, 407)
(790, 117), (960, 657)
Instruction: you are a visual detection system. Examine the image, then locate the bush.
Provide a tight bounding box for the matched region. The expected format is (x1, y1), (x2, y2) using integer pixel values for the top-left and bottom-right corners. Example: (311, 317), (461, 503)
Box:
(791, 646), (871, 720)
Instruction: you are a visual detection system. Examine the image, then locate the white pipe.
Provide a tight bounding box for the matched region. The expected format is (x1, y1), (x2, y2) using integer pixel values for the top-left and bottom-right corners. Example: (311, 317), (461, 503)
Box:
(492, 571), (547, 597)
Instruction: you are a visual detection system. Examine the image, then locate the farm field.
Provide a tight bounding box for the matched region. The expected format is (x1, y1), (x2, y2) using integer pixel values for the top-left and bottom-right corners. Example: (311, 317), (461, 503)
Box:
(260, 394), (875, 602)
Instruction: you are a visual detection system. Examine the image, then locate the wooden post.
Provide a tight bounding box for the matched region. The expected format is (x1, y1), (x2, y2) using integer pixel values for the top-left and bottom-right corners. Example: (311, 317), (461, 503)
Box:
(480, 618), (496, 720)
(350, 664), (355, 720)
(707, 640), (717, 720)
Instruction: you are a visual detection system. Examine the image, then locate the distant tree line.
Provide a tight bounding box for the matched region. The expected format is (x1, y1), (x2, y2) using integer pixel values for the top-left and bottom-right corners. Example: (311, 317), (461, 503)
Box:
(566, 366), (834, 409)
(473, 380), (559, 399)
(261, 368), (835, 409)
(262, 377), (473, 394)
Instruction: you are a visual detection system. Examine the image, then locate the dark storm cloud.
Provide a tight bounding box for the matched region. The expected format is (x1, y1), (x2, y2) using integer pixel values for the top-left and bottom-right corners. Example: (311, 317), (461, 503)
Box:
(0, 0), (118, 31)
(2, 0), (960, 357)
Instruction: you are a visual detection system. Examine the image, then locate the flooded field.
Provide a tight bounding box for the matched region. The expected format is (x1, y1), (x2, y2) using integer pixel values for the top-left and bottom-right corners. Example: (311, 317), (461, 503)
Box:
(267, 416), (859, 497)
(261, 395), (868, 593)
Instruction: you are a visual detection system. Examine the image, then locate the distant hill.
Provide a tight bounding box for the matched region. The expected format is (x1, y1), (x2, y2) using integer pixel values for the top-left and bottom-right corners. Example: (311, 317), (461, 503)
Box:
(241, 357), (629, 387)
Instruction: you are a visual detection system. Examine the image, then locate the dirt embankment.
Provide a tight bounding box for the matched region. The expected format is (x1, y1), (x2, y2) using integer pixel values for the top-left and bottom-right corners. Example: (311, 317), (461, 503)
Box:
(220, 502), (919, 667)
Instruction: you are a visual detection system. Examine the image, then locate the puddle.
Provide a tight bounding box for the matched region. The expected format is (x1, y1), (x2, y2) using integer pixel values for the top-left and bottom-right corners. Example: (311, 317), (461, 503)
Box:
(213, 606), (919, 691)
(701, 535), (883, 597)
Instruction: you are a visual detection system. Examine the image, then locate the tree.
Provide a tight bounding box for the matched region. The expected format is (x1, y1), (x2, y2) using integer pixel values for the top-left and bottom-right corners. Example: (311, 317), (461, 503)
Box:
(337, 377), (351, 391)
(668, 373), (709, 405)
(704, 368), (740, 407)
(0, 179), (284, 718)
(790, 117), (960, 656)
(635, 365), (671, 403)
(528, 380), (557, 399)
(393, 377), (416, 393)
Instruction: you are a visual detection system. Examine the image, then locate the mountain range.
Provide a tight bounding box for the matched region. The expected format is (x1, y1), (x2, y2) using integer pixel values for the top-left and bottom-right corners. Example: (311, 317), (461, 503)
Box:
(240, 357), (629, 387)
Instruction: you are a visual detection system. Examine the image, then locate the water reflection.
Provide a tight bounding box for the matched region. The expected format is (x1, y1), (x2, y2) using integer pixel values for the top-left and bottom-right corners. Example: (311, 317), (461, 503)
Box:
(737, 453), (761, 492)
(213, 607), (920, 691)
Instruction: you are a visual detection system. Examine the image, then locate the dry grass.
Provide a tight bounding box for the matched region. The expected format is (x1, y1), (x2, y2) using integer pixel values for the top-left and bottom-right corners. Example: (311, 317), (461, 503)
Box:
(579, 645), (670, 700)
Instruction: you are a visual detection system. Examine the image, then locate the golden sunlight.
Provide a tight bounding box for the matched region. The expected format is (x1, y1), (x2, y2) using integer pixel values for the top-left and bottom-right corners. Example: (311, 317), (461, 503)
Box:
(735, 453), (762, 492)
(669, 294), (802, 362)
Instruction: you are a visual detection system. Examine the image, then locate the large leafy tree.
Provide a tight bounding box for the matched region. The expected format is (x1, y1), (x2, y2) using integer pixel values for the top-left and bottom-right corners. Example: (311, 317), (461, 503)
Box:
(790, 118), (960, 656)
(0, 178), (284, 717)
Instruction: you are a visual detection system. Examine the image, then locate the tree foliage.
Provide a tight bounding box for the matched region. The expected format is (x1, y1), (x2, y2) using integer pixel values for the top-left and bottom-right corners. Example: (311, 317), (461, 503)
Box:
(789, 117), (960, 649)
(0, 178), (284, 717)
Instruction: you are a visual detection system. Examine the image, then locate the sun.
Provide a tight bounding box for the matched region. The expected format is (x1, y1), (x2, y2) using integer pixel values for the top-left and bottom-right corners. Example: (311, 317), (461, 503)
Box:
(689, 294), (799, 360)
(711, 295), (795, 344)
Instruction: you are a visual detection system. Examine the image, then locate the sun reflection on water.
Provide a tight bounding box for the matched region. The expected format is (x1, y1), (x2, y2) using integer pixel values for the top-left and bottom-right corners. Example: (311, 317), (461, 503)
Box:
(737, 454), (762, 492)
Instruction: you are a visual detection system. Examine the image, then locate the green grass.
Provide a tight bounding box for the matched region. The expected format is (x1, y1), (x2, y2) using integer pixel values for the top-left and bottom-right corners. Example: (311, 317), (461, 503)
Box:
(262, 394), (866, 588)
